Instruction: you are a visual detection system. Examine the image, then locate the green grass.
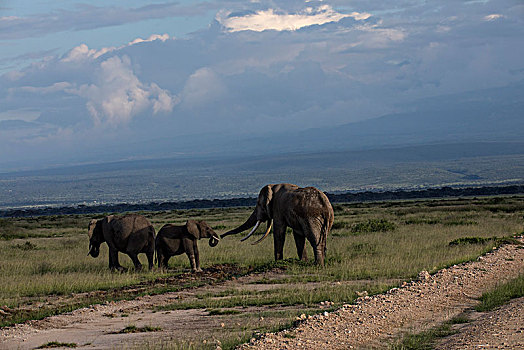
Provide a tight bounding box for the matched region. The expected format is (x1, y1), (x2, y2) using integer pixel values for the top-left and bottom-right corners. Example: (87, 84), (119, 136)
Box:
(35, 341), (77, 348)
(350, 218), (397, 234)
(476, 274), (524, 312)
(391, 316), (470, 350)
(207, 308), (243, 315)
(0, 196), (523, 349)
(117, 325), (162, 333)
(449, 236), (522, 246)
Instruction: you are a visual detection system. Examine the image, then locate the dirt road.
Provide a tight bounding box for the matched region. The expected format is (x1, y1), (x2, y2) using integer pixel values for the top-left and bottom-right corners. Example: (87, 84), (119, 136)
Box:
(1, 242), (523, 349)
(242, 242), (524, 349)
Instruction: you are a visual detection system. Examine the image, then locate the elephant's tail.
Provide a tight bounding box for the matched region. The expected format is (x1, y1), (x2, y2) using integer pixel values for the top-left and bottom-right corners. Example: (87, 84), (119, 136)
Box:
(154, 239), (159, 266)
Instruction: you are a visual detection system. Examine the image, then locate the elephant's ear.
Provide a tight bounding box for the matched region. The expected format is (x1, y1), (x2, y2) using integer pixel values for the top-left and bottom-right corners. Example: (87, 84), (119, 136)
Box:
(263, 185), (274, 218)
(87, 219), (98, 238)
(185, 220), (200, 239)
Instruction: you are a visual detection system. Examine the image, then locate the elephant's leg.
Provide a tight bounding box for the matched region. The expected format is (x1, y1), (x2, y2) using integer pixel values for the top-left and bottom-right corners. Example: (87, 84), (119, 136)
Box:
(128, 253), (143, 271)
(183, 239), (199, 272)
(146, 252), (154, 270)
(109, 248), (124, 271)
(163, 256), (171, 269)
(157, 247), (168, 268)
(273, 223), (287, 261)
(157, 252), (164, 268)
(304, 224), (325, 266)
(193, 241), (202, 272)
(292, 229), (308, 261)
(146, 246), (154, 270)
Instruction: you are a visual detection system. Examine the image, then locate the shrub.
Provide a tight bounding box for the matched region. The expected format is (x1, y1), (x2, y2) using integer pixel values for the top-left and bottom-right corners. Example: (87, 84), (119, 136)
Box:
(331, 221), (347, 230)
(449, 236), (522, 246)
(351, 219), (396, 234)
(13, 241), (38, 250)
(36, 342), (77, 349)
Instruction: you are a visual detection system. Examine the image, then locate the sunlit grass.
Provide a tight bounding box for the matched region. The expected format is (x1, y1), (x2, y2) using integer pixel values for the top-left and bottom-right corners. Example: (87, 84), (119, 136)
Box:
(0, 196), (523, 348)
(476, 273), (524, 312)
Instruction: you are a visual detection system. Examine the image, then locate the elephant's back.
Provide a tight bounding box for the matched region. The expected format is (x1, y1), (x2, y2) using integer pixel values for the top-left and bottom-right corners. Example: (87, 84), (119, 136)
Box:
(157, 224), (184, 239)
(291, 186), (333, 218)
(114, 214), (152, 230)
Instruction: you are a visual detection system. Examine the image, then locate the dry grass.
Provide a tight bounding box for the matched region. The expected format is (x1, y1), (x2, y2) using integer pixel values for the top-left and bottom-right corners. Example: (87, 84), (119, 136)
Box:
(0, 196), (523, 349)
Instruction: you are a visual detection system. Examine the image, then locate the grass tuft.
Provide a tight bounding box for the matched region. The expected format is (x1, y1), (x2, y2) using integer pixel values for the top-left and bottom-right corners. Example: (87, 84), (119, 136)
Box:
(351, 219), (396, 234)
(449, 236), (522, 246)
(391, 316), (469, 350)
(118, 325), (162, 333)
(207, 308), (242, 316)
(36, 341), (77, 348)
(476, 274), (524, 312)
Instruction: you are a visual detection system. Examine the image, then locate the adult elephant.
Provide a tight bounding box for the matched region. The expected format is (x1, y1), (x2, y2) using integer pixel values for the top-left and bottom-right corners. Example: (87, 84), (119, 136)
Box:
(156, 220), (220, 272)
(87, 214), (155, 271)
(221, 184), (334, 266)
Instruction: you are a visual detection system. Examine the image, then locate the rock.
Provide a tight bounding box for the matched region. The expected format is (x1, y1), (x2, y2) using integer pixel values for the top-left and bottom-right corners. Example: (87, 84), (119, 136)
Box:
(418, 270), (431, 281)
(356, 290), (368, 297)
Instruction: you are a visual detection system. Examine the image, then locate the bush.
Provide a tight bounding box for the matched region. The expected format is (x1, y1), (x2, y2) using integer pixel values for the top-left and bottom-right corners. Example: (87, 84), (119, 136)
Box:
(331, 221), (347, 230)
(13, 241), (38, 250)
(351, 219), (396, 234)
(449, 236), (522, 246)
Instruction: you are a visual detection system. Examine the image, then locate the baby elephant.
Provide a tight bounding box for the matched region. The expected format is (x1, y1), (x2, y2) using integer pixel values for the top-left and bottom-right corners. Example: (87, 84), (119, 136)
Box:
(156, 220), (220, 272)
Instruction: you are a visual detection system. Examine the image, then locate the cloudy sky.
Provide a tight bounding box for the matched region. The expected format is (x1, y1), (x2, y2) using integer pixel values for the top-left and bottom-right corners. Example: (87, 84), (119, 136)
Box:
(1, 0), (523, 170)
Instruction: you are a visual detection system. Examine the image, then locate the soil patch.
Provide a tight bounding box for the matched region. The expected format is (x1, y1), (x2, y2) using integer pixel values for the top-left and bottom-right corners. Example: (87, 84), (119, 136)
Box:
(241, 242), (524, 349)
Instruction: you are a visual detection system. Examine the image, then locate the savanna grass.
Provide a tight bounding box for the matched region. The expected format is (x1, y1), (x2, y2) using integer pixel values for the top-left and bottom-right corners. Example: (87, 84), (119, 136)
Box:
(476, 273), (524, 312)
(390, 315), (470, 350)
(0, 196), (523, 349)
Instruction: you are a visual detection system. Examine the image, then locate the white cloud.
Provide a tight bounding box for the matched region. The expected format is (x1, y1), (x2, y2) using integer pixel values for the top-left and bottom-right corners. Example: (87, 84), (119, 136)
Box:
(217, 5), (371, 32)
(484, 14), (504, 21)
(181, 67), (226, 107)
(129, 33), (170, 46)
(0, 109), (40, 122)
(13, 82), (72, 94)
(62, 34), (170, 63)
(62, 44), (113, 62)
(69, 55), (176, 126)
(151, 83), (178, 114)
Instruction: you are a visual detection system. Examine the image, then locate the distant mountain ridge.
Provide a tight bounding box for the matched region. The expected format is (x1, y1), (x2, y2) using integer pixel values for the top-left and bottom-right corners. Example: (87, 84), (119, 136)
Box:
(270, 80), (524, 153)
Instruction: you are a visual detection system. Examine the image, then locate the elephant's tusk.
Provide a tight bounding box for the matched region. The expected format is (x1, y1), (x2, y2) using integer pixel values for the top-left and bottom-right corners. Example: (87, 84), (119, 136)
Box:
(240, 221), (261, 242)
(252, 221), (273, 245)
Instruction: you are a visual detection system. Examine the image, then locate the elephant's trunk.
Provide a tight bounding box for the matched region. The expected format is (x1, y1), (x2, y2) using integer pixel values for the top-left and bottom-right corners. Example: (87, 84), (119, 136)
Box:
(209, 235), (220, 247)
(88, 243), (100, 257)
(220, 210), (257, 238)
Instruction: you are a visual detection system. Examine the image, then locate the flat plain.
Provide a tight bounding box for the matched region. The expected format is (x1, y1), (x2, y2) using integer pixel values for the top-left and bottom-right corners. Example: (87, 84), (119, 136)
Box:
(0, 196), (523, 349)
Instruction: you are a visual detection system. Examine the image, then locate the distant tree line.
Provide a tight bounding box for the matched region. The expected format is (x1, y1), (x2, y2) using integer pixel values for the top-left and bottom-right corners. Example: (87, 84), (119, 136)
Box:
(1, 185), (523, 218)
(325, 185), (524, 203)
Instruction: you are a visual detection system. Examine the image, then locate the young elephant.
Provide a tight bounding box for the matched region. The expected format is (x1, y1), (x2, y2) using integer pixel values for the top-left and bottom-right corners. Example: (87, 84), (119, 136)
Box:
(87, 214), (156, 271)
(156, 220), (220, 272)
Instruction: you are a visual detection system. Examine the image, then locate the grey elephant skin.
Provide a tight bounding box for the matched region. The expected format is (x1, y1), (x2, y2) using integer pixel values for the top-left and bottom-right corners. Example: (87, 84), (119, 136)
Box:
(221, 183), (334, 265)
(155, 220), (220, 272)
(87, 214), (156, 271)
